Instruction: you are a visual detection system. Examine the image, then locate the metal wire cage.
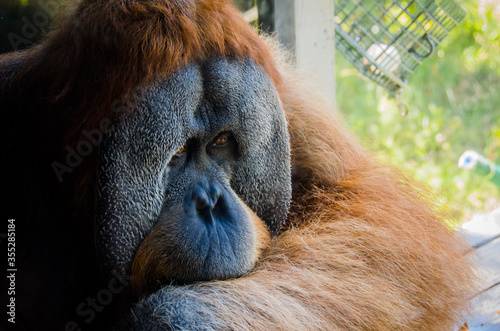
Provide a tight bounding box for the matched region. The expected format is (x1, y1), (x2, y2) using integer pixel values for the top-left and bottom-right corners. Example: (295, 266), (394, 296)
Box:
(334, 0), (466, 91)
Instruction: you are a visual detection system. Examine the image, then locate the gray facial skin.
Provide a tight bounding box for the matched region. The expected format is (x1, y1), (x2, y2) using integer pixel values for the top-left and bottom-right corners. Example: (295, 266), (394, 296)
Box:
(95, 57), (292, 283)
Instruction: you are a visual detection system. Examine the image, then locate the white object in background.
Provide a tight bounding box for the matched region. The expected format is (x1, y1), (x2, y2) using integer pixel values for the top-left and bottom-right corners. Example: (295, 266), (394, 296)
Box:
(363, 43), (401, 73)
(459, 150), (482, 169)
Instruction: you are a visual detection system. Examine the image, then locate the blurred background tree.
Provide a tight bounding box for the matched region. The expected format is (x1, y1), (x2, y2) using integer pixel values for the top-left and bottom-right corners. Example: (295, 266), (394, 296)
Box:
(336, 0), (500, 222)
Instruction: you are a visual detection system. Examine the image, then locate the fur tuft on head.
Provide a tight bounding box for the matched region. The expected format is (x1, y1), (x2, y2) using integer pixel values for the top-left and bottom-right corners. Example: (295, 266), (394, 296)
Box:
(4, 0), (280, 143)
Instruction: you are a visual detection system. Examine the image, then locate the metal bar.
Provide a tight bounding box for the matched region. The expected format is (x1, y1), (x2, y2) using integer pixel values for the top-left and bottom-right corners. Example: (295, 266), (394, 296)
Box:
(334, 23), (408, 88)
(413, 0), (451, 33)
(370, 1), (428, 64)
(340, 1), (419, 74)
(334, 0), (466, 91)
(435, 0), (465, 25)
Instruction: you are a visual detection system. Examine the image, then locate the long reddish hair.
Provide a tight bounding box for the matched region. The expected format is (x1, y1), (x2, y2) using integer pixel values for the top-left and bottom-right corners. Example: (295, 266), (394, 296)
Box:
(10, 0), (281, 143)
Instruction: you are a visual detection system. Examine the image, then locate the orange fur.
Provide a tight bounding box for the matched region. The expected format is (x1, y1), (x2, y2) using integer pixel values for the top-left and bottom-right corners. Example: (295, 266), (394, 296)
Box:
(244, 203), (272, 261)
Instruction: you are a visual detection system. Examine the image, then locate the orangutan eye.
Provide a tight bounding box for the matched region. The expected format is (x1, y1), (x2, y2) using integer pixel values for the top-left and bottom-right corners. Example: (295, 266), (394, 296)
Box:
(175, 145), (185, 156)
(214, 132), (231, 146)
(169, 145), (186, 166)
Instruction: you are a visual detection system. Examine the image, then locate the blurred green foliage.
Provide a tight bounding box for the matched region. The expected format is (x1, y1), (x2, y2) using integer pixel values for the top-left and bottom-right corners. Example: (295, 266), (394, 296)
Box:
(336, 0), (500, 223)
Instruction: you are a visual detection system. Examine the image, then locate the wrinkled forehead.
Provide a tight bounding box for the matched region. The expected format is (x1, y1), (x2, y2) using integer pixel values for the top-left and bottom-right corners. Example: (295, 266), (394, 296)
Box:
(129, 57), (283, 145)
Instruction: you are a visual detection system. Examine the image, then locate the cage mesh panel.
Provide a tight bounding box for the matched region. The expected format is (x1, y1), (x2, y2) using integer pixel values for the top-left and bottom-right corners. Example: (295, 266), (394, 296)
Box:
(335, 0), (466, 91)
